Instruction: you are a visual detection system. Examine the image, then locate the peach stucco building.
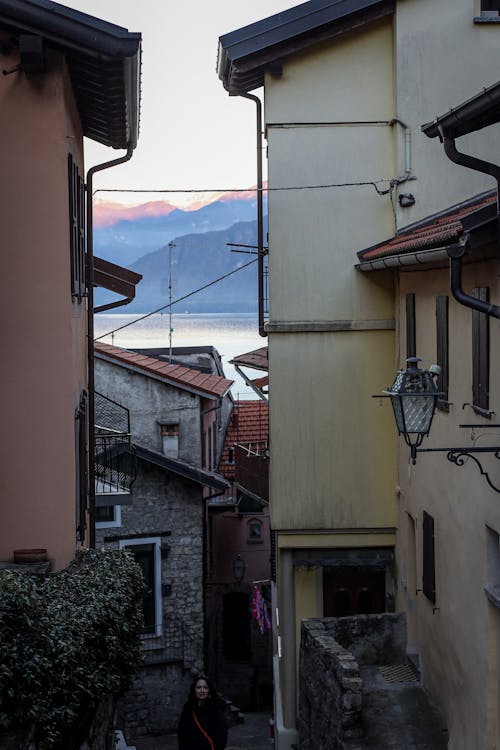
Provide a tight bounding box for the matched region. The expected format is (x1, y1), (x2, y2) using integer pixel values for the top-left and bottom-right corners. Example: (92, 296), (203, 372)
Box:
(0, 0), (141, 571)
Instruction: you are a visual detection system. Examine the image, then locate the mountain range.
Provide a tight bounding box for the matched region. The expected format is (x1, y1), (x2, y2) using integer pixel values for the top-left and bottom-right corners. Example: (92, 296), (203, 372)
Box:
(93, 193), (267, 313)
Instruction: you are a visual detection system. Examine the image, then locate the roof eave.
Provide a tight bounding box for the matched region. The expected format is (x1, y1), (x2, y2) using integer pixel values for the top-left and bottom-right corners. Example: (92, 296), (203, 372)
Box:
(422, 79), (500, 140)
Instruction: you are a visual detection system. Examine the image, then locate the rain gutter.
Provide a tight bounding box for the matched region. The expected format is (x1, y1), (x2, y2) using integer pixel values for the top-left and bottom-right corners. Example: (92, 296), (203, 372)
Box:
(241, 92), (267, 337)
(86, 147), (134, 548)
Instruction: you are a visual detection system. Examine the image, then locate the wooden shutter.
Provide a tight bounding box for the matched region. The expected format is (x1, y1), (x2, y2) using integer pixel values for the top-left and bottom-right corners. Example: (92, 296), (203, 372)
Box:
(422, 511), (436, 604)
(472, 287), (490, 413)
(436, 296), (449, 410)
(68, 153), (86, 301)
(406, 293), (416, 359)
(76, 392), (88, 542)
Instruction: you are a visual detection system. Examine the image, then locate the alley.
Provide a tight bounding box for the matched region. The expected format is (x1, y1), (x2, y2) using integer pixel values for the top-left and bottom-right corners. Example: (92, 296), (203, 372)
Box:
(131, 712), (274, 750)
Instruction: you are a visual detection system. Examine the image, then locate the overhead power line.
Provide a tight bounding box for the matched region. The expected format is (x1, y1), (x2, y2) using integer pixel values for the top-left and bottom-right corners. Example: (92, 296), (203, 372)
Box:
(94, 258), (258, 342)
(93, 177), (401, 198)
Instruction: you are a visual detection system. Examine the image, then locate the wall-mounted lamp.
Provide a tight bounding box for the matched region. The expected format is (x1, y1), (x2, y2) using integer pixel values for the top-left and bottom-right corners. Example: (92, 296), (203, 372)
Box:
(384, 358), (442, 464)
(382, 357), (500, 492)
(233, 554), (246, 583)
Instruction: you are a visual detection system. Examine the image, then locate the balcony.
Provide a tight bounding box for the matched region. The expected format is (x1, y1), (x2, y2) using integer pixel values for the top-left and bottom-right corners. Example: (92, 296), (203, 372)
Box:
(94, 392), (135, 498)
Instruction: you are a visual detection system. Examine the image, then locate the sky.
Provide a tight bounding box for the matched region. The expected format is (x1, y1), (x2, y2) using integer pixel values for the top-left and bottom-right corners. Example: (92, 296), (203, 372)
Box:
(63, 0), (296, 208)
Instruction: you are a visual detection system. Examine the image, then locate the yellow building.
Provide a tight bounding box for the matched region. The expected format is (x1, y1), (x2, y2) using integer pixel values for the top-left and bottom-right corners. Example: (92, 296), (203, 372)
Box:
(218, 1), (500, 747)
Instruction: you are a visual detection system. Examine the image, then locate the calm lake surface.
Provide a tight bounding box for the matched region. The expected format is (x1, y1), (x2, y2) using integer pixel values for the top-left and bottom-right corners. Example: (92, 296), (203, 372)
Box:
(93, 313), (263, 399)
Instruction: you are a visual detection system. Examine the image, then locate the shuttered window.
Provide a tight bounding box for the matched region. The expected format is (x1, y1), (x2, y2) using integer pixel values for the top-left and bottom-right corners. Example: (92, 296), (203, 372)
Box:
(75, 391), (88, 542)
(472, 287), (490, 414)
(406, 293), (416, 360)
(436, 296), (449, 410)
(68, 153), (86, 301)
(423, 511), (436, 604)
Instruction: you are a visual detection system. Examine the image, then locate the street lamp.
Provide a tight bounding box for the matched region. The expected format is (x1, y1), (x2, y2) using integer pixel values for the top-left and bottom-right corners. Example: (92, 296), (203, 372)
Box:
(384, 358), (442, 464)
(233, 554), (246, 584)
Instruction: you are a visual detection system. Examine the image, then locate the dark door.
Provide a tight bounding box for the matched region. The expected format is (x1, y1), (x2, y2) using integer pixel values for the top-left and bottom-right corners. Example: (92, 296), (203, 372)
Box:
(323, 568), (385, 617)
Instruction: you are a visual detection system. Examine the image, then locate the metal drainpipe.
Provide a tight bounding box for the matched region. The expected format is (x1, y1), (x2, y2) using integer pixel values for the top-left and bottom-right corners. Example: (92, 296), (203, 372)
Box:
(442, 134), (500, 242)
(447, 238), (500, 319)
(439, 132), (500, 320)
(241, 93), (266, 337)
(86, 147), (134, 548)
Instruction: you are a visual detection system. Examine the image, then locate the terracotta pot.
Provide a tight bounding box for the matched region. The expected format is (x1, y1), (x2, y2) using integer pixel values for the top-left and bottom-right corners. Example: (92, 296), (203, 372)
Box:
(13, 548), (48, 563)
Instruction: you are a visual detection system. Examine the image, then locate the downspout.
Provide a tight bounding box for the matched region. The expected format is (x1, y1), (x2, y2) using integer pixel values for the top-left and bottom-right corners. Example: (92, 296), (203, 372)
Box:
(439, 131), (500, 320)
(447, 238), (500, 319)
(86, 147), (134, 548)
(241, 93), (266, 337)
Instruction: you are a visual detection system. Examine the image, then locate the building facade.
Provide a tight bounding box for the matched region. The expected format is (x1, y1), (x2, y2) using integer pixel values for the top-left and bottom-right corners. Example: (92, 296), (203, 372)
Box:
(218, 0), (500, 747)
(0, 0), (141, 571)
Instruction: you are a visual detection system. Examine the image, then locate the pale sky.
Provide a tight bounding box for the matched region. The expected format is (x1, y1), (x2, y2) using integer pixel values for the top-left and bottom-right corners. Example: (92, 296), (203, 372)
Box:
(63, 0), (296, 207)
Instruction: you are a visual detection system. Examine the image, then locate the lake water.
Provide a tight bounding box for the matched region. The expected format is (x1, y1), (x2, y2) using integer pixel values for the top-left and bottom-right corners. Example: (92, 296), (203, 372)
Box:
(93, 312), (264, 399)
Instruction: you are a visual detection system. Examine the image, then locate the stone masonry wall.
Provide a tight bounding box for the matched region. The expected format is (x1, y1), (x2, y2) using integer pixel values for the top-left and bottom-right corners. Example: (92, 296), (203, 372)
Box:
(299, 620), (363, 750)
(299, 614), (407, 750)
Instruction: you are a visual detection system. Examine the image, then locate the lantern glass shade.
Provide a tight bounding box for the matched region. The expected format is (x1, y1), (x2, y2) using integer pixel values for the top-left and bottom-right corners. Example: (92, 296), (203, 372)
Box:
(384, 359), (441, 461)
(233, 555), (246, 583)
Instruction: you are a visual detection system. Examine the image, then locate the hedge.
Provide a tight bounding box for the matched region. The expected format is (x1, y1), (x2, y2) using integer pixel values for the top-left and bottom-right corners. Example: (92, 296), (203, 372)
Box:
(0, 548), (144, 749)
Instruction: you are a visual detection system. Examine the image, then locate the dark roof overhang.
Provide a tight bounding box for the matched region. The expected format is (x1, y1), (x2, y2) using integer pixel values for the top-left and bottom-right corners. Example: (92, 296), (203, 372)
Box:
(229, 346), (268, 372)
(217, 0), (394, 95)
(0, 0), (141, 148)
(93, 256), (142, 313)
(422, 79), (500, 140)
(133, 444), (230, 492)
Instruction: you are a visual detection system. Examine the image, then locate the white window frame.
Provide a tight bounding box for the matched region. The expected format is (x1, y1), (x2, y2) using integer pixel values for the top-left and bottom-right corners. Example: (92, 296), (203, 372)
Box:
(96, 504), (122, 529)
(119, 536), (163, 636)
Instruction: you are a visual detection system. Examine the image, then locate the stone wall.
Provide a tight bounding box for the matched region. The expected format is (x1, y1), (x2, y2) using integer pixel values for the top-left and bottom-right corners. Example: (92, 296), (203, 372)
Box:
(299, 614), (406, 750)
(117, 663), (191, 738)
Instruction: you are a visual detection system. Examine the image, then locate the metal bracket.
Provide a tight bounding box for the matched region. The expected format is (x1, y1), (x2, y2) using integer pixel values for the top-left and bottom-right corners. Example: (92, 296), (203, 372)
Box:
(419, 446), (500, 493)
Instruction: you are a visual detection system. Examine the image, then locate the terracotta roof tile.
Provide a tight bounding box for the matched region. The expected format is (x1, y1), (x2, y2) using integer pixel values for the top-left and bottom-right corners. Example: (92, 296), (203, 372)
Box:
(358, 193), (496, 261)
(219, 400), (269, 480)
(230, 346), (268, 372)
(94, 341), (233, 398)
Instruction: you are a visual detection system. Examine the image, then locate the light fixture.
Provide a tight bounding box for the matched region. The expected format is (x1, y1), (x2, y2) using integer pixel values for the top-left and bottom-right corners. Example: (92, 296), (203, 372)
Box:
(384, 358), (442, 464)
(383, 357), (500, 492)
(233, 554), (246, 583)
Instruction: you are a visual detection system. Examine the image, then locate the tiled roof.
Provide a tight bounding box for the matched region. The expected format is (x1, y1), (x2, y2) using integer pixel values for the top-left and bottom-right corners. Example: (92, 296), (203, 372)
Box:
(230, 346), (268, 372)
(357, 192), (496, 262)
(220, 400), (269, 480)
(94, 341), (233, 398)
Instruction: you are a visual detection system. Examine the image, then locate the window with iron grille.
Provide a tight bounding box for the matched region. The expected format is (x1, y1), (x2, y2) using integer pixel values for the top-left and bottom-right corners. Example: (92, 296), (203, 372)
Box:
(422, 511), (436, 604)
(406, 293), (416, 360)
(436, 296), (449, 411)
(472, 287), (490, 415)
(68, 153), (86, 301)
(75, 391), (88, 542)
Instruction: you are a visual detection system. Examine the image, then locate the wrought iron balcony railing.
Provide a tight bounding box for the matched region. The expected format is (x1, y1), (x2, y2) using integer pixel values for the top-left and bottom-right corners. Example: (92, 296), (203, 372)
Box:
(94, 392), (136, 494)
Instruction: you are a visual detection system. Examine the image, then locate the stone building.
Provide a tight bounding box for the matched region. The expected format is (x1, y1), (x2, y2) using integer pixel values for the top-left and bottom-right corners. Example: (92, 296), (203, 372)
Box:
(94, 341), (232, 738)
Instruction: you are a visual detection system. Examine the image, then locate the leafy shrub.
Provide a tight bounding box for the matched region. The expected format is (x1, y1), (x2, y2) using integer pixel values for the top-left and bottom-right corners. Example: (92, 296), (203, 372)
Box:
(0, 548), (144, 749)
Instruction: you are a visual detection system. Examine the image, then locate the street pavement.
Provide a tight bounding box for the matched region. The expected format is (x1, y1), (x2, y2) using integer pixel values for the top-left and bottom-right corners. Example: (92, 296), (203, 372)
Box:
(132, 711), (274, 750)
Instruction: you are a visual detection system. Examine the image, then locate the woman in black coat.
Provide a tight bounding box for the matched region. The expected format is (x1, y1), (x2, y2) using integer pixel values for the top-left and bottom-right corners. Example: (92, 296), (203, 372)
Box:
(178, 674), (228, 750)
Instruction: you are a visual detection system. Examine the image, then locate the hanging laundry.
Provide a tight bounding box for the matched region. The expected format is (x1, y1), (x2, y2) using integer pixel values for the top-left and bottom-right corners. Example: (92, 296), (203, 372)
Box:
(252, 585), (271, 635)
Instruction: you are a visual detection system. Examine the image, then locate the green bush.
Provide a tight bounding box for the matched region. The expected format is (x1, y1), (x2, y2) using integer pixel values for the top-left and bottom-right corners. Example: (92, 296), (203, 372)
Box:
(0, 548), (144, 749)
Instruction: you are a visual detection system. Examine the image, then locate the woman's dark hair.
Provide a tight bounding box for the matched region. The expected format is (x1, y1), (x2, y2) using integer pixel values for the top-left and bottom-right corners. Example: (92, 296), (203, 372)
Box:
(188, 674), (220, 707)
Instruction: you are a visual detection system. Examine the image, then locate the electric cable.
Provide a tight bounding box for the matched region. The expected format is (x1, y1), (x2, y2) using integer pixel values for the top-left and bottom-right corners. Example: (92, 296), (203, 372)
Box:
(93, 177), (403, 198)
(94, 258), (257, 341)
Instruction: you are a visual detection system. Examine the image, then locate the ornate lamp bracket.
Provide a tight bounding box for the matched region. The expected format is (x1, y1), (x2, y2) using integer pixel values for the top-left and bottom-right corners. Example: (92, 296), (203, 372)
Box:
(419, 446), (500, 494)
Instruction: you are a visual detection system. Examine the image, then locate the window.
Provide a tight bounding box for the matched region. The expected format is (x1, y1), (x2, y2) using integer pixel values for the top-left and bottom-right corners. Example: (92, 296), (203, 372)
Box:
(225, 446), (235, 465)
(435, 296), (449, 410)
(406, 293), (416, 360)
(160, 422), (179, 459)
(472, 287), (490, 415)
(482, 1), (500, 11)
(68, 153), (86, 301)
(248, 518), (263, 543)
(208, 425), (213, 469)
(119, 537), (162, 635)
(202, 431), (206, 468)
(75, 391), (88, 542)
(95, 505), (121, 528)
(422, 511), (436, 604)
